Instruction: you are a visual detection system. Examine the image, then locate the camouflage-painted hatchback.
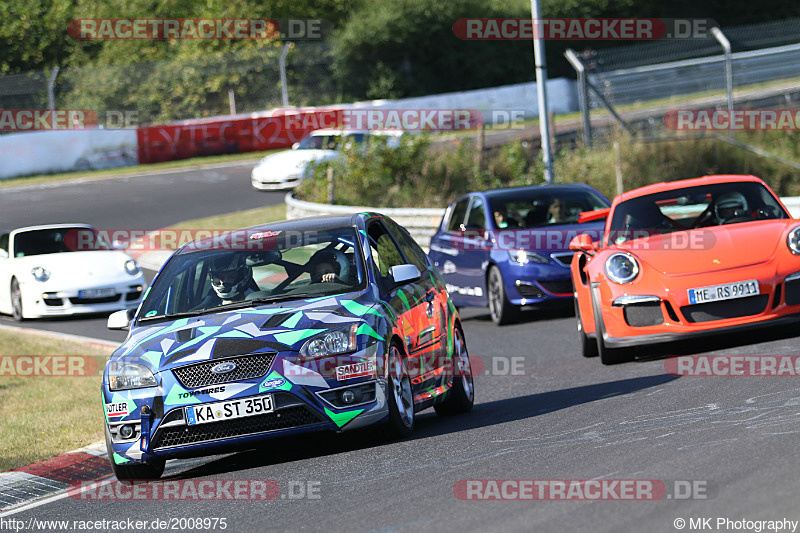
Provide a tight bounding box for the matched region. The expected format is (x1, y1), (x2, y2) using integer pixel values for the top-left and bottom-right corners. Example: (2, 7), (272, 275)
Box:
(102, 214), (474, 480)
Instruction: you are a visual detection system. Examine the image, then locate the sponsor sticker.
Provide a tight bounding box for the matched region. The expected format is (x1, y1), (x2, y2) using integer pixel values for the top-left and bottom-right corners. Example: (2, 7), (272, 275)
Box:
(335, 361), (376, 381)
(105, 402), (129, 418)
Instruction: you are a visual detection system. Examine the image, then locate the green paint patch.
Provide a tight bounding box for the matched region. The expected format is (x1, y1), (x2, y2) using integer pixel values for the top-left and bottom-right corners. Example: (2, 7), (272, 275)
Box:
(324, 407), (364, 428)
(397, 290), (411, 311)
(274, 328), (321, 346)
(357, 322), (383, 341)
(164, 383), (200, 406)
(342, 299), (382, 317)
(282, 311), (303, 329)
(113, 452), (130, 465)
(140, 350), (161, 367)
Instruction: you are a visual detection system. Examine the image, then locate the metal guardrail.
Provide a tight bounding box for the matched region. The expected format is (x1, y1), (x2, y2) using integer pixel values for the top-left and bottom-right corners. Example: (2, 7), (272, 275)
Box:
(284, 193), (445, 247)
(587, 43), (800, 108)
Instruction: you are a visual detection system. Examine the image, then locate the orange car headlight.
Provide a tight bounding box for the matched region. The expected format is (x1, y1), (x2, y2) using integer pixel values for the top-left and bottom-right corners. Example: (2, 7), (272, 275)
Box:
(787, 226), (800, 255)
(605, 253), (639, 284)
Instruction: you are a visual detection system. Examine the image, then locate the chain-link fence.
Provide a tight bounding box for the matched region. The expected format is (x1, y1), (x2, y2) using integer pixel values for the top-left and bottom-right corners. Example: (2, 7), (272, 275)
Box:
(0, 41), (336, 129)
(567, 18), (800, 145)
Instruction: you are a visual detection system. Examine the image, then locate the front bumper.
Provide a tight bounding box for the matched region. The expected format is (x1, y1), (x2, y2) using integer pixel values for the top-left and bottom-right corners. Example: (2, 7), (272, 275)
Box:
(251, 170), (304, 190)
(21, 281), (144, 318)
(592, 269), (800, 347)
(103, 353), (387, 465)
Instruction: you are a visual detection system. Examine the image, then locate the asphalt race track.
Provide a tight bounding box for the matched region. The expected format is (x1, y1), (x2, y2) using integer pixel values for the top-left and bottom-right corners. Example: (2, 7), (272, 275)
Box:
(4, 164), (800, 532)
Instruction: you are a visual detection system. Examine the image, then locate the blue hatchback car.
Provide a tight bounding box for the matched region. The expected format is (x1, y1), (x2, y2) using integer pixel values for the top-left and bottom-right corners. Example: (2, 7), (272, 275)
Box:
(102, 214), (473, 480)
(429, 184), (610, 324)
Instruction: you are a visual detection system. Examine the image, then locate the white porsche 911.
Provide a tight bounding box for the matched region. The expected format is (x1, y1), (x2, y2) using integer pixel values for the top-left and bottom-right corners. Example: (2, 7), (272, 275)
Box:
(0, 224), (146, 320)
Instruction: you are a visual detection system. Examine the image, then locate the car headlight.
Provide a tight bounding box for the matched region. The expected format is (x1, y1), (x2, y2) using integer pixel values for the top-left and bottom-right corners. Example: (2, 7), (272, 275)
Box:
(296, 161), (308, 169)
(300, 324), (358, 358)
(787, 226), (800, 255)
(605, 253), (640, 284)
(31, 267), (50, 282)
(108, 362), (157, 391)
(124, 259), (140, 276)
(508, 250), (550, 264)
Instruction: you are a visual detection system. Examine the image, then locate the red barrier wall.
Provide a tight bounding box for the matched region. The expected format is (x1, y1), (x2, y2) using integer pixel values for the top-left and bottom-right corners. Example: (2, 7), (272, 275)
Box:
(136, 109), (345, 164)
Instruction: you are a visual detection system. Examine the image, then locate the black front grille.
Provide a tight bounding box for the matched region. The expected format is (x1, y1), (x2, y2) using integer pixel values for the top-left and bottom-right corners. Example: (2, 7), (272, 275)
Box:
(151, 406), (323, 449)
(681, 294), (769, 323)
(623, 302), (664, 327)
(172, 353), (275, 389)
(551, 252), (574, 267)
(69, 295), (121, 304)
(515, 283), (545, 299)
(785, 280), (800, 306)
(538, 279), (574, 295)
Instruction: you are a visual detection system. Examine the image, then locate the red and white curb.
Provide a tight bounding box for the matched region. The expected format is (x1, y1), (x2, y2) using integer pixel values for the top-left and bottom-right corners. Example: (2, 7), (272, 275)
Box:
(0, 441), (108, 515)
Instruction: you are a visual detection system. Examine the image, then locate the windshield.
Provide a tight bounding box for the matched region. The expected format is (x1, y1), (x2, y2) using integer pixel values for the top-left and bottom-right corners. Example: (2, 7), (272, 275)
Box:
(488, 188), (609, 229)
(607, 181), (789, 245)
(12, 227), (111, 257)
(139, 227), (366, 320)
(296, 133), (366, 150)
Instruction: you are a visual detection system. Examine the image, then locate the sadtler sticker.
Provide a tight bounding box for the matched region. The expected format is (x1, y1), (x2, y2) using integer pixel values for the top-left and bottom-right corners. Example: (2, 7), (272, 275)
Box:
(261, 377), (286, 389)
(105, 402), (128, 417)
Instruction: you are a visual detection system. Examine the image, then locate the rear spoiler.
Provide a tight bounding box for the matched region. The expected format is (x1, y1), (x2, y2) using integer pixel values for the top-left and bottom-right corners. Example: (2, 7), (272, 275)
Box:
(577, 207), (611, 224)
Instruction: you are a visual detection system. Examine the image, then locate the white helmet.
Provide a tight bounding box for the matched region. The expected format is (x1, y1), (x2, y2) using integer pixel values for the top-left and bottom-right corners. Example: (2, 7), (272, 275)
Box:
(209, 254), (252, 300)
(715, 191), (748, 221)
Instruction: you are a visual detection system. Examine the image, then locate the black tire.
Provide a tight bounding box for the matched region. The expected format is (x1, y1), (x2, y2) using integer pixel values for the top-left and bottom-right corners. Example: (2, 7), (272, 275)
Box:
(104, 425), (165, 481)
(10, 278), (23, 322)
(378, 342), (415, 439)
(487, 266), (519, 325)
(592, 298), (633, 365)
(575, 298), (598, 358)
(435, 326), (475, 416)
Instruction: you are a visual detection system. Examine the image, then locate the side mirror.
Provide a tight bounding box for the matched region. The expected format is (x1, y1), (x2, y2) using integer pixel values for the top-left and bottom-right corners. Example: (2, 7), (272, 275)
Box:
(389, 264), (421, 285)
(569, 234), (597, 253)
(291, 142), (300, 150)
(107, 308), (135, 330)
(0, 249), (7, 259)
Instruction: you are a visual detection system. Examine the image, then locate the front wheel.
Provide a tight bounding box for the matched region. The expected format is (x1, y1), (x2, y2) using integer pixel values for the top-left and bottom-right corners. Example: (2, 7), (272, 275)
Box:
(435, 326), (474, 416)
(11, 278), (23, 321)
(380, 343), (415, 439)
(104, 425), (165, 481)
(487, 267), (519, 325)
(575, 298), (598, 358)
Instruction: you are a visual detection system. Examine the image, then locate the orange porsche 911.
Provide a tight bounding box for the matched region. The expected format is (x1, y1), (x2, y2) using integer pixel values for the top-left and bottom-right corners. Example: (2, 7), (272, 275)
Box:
(570, 175), (800, 364)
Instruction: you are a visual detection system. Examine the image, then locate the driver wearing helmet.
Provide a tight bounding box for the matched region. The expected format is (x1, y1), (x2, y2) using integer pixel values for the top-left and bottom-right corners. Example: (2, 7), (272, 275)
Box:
(309, 249), (349, 284)
(715, 191), (749, 223)
(208, 253), (257, 304)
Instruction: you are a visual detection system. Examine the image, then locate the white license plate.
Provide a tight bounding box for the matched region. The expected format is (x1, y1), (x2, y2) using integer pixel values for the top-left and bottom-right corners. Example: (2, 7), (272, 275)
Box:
(79, 288), (116, 298)
(185, 395), (273, 425)
(688, 279), (760, 304)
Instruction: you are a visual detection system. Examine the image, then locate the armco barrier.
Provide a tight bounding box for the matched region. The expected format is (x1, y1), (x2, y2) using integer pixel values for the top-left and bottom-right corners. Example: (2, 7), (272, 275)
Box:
(284, 193), (445, 248)
(286, 194), (800, 250)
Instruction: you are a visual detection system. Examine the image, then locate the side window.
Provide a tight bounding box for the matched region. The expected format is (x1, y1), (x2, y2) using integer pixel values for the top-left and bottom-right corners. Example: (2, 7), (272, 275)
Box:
(384, 219), (428, 272)
(0, 233), (8, 254)
(446, 199), (469, 232)
(465, 196), (487, 229)
(367, 222), (405, 290)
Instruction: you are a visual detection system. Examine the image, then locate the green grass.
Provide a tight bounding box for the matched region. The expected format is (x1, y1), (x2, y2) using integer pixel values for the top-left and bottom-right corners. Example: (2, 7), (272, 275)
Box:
(0, 149), (283, 190)
(0, 329), (113, 472)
